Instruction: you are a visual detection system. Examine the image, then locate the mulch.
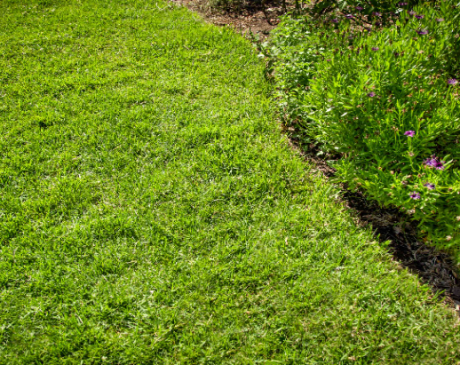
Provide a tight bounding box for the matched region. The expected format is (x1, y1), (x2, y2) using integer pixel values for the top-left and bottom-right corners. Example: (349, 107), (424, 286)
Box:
(174, 0), (284, 39)
(289, 136), (460, 314)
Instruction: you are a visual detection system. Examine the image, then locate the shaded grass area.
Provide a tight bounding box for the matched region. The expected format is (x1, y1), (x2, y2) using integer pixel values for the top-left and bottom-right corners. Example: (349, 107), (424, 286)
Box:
(0, 0), (459, 363)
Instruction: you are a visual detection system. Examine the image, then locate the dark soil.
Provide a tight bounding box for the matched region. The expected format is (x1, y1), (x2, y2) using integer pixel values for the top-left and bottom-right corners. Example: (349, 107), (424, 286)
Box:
(174, 0), (460, 314)
(174, 0), (288, 39)
(344, 189), (460, 307)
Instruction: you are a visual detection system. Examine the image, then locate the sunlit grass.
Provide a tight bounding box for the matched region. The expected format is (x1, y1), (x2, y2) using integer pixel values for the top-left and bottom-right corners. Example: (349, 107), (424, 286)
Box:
(0, 0), (459, 363)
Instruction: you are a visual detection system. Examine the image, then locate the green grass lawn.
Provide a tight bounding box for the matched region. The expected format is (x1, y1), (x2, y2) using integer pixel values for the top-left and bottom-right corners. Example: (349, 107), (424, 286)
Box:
(0, 0), (459, 363)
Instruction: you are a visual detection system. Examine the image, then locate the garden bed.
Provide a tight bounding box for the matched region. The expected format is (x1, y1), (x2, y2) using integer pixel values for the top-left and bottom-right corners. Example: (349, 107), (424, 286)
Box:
(178, 0), (460, 310)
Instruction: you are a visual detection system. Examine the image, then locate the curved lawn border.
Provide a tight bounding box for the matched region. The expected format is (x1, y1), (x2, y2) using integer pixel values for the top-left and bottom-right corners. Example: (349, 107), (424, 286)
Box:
(0, 0), (459, 363)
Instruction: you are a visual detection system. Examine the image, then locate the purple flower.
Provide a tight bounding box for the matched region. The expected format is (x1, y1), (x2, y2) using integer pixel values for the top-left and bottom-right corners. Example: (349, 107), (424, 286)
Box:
(447, 78), (458, 85)
(367, 92), (376, 97)
(409, 10), (416, 16)
(434, 160), (445, 170)
(410, 192), (421, 200)
(415, 15), (424, 19)
(345, 14), (354, 19)
(356, 6), (364, 11)
(332, 18), (339, 23)
(424, 157), (436, 167)
(371, 47), (379, 51)
(398, 2), (408, 5)
(417, 29), (429, 35)
(404, 130), (415, 137)
(424, 183), (435, 190)
(436, 18), (444, 22)
(373, 12), (382, 16)
(424, 156), (445, 170)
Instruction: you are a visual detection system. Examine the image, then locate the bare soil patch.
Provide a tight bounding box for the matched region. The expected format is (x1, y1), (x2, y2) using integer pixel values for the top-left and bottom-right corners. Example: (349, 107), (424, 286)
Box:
(174, 0), (286, 39)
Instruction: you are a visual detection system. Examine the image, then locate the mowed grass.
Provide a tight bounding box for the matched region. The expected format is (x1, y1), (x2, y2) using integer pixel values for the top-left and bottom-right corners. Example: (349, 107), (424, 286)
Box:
(0, 0), (459, 363)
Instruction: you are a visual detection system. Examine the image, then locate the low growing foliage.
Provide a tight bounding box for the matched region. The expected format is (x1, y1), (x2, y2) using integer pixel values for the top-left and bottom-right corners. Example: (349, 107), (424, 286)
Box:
(270, 1), (460, 260)
(308, 0), (424, 22)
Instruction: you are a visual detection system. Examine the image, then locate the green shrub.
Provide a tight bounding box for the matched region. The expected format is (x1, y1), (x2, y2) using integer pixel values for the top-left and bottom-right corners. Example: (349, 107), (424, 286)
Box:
(308, 0), (423, 24)
(270, 1), (460, 260)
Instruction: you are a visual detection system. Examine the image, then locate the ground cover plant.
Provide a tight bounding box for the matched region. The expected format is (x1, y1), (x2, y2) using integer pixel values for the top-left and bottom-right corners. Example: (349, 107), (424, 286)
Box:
(1, 0), (460, 363)
(270, 0), (460, 262)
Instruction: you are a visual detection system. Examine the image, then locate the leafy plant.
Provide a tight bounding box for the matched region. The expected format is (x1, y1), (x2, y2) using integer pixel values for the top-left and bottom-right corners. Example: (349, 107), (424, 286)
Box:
(308, 0), (425, 24)
(271, 1), (460, 260)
